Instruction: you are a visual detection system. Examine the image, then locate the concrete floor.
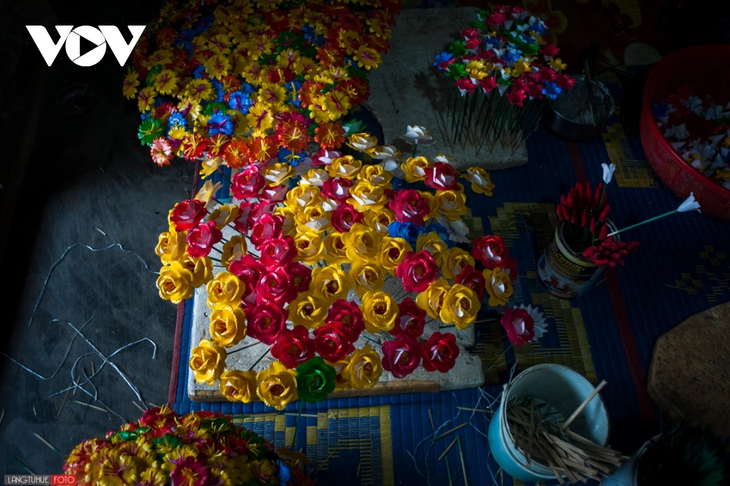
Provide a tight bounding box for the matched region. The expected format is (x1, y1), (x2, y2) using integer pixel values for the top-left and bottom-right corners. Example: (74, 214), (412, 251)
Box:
(0, 0), (186, 472)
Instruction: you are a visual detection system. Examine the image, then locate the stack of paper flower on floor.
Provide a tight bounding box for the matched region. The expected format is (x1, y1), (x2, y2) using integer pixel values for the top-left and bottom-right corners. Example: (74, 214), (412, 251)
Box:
(124, 0), (401, 167)
(154, 125), (534, 409)
(64, 406), (314, 485)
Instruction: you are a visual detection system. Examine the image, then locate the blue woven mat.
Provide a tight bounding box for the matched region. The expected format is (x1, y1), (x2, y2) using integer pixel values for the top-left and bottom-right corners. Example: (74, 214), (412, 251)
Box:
(171, 77), (730, 485)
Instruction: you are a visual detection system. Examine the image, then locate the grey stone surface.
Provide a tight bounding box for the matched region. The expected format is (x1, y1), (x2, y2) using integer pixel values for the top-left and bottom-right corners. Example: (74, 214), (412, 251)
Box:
(366, 7), (528, 171)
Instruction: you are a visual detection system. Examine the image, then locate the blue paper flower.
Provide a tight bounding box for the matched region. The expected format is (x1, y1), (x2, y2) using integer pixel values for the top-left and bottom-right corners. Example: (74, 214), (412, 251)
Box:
(542, 81), (562, 100)
(433, 52), (454, 68)
(388, 221), (421, 247)
(531, 21), (547, 35)
(228, 91), (252, 113)
(193, 65), (206, 80)
(278, 147), (307, 166)
(208, 114), (234, 136)
(167, 112), (187, 131)
(278, 461), (292, 483)
(240, 82), (255, 95)
(485, 35), (500, 47)
(286, 80), (303, 107)
(503, 48), (522, 64)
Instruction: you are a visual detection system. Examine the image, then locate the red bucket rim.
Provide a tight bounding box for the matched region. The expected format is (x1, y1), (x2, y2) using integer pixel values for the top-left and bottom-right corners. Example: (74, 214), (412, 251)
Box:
(642, 44), (730, 200)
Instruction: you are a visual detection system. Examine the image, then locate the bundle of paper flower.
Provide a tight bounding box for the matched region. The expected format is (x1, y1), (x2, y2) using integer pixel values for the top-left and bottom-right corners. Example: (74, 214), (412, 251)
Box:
(433, 5), (574, 152)
(124, 0), (400, 167)
(155, 126), (522, 409)
(652, 85), (730, 190)
(63, 406), (314, 485)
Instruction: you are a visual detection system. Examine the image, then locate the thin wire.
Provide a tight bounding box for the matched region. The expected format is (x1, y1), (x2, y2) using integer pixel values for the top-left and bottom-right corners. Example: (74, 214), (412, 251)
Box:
(28, 243), (159, 328)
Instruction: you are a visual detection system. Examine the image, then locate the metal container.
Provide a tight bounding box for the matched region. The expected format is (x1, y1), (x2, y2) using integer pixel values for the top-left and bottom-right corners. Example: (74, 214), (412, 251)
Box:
(542, 75), (615, 142)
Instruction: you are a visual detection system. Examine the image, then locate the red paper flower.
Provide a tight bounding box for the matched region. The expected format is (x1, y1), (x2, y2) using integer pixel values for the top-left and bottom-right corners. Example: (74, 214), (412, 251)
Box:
(232, 202), (254, 233)
(471, 235), (509, 269)
(424, 162), (459, 191)
(186, 221), (223, 257)
(422, 332), (460, 373)
(230, 166), (265, 199)
(257, 267), (292, 305)
(381, 334), (422, 379)
(500, 307), (535, 347)
(326, 299), (364, 342)
(249, 200), (277, 224)
(285, 261), (312, 300)
(171, 457), (209, 486)
(250, 214), (284, 249)
(261, 184), (288, 202)
(389, 297), (426, 339)
(170, 199), (207, 231)
(396, 251), (439, 293)
(480, 76), (498, 93)
(541, 44), (559, 58)
(246, 301), (286, 344)
(228, 254), (265, 296)
(321, 177), (353, 201)
(507, 87), (527, 107)
(455, 265), (486, 301)
(331, 203), (364, 232)
(456, 78), (477, 94)
(259, 236), (296, 269)
(313, 322), (355, 362)
(388, 189), (432, 226)
(271, 326), (315, 369)
(582, 238), (640, 267)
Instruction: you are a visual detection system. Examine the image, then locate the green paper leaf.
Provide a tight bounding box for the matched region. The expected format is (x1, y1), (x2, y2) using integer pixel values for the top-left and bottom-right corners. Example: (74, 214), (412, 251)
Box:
(342, 119), (366, 136)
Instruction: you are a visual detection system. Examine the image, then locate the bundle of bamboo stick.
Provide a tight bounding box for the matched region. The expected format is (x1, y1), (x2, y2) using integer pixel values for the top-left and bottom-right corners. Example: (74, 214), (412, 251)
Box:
(505, 381), (627, 484)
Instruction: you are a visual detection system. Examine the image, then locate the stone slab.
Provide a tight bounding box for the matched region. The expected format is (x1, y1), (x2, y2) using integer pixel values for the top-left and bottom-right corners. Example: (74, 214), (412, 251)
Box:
(366, 7), (528, 171)
(647, 301), (730, 437)
(188, 222), (485, 402)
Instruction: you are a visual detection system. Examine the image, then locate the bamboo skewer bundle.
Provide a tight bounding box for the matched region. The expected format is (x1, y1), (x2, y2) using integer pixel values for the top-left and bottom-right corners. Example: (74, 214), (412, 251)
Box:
(505, 381), (627, 485)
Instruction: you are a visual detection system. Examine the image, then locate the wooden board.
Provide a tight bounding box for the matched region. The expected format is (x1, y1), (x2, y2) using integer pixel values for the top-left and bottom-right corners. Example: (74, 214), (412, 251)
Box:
(647, 301), (730, 437)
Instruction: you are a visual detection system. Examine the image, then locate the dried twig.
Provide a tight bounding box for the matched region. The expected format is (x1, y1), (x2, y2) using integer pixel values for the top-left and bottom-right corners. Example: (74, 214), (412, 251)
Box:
(438, 437), (458, 461)
(433, 423), (468, 442)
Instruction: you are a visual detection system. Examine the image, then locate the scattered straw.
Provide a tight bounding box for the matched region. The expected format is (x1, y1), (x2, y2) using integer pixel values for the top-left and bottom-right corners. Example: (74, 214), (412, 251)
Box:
(58, 382), (72, 416)
(94, 227), (107, 236)
(433, 423), (467, 442)
(456, 407), (494, 414)
(148, 403), (160, 408)
(34, 433), (59, 452)
(438, 437), (458, 461)
(13, 456), (35, 474)
(445, 457), (453, 486)
(0, 408), (5, 428)
(132, 401), (146, 413)
(428, 410), (435, 431)
(356, 460), (362, 477)
(457, 436), (469, 486)
(73, 400), (108, 413)
(312, 451), (335, 474)
(32, 405), (37, 417)
(561, 380), (607, 431)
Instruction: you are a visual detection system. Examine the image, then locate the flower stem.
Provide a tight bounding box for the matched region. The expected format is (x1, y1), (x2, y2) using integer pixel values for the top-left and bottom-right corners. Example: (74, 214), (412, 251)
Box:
(412, 143), (417, 158)
(228, 341), (262, 355)
(607, 209), (678, 237)
(248, 349), (270, 371)
(362, 335), (382, 346)
(291, 399), (304, 449)
(217, 167), (233, 184)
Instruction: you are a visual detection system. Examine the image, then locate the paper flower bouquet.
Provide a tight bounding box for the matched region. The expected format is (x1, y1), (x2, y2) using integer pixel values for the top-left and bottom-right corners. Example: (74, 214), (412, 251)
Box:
(434, 5), (574, 154)
(155, 127), (522, 409)
(63, 406), (314, 485)
(124, 0), (400, 167)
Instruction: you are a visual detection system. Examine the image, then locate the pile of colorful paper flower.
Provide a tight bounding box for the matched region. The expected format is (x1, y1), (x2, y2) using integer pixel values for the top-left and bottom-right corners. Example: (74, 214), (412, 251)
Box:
(652, 85), (730, 190)
(555, 164), (640, 266)
(434, 5), (573, 103)
(155, 126), (527, 409)
(124, 0), (401, 167)
(63, 406), (314, 485)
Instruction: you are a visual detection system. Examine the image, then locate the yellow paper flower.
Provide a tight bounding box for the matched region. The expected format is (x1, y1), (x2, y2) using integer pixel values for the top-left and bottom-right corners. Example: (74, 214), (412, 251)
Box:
(344, 223), (382, 262)
(208, 204), (240, 230)
(415, 278), (450, 319)
(273, 205), (298, 237)
(219, 369), (257, 403)
(483, 268), (514, 307)
(364, 208), (395, 235)
(262, 162), (295, 186)
(221, 235), (248, 267)
(137, 87), (157, 112)
(285, 185), (321, 208)
(295, 204), (332, 234)
(209, 304), (247, 347)
(311, 265), (350, 302)
(436, 186), (468, 221)
(123, 70), (140, 99)
(462, 167), (496, 196)
(356, 164), (393, 187)
(416, 232), (449, 266)
(300, 168), (330, 186)
(189, 339), (227, 386)
(347, 260), (386, 297)
(155, 231), (187, 263)
(441, 247), (476, 280)
(378, 237), (413, 272)
(324, 231), (350, 265)
(327, 357), (352, 390)
(157, 261), (194, 304)
(549, 58), (567, 71)
(439, 284), (481, 330)
(256, 361), (298, 410)
(347, 133), (378, 153)
(195, 179), (223, 210)
(288, 292), (328, 329)
(402, 156), (432, 183)
(327, 155), (362, 179)
(347, 181), (390, 212)
(179, 254), (214, 288)
(294, 232), (325, 265)
(343, 344), (382, 389)
(206, 272), (246, 309)
(361, 291), (399, 333)
(200, 157), (223, 178)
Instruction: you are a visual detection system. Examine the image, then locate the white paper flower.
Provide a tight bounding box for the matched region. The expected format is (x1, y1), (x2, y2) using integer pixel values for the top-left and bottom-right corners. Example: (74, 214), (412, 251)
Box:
(300, 169), (329, 186)
(436, 216), (471, 243)
(704, 105), (724, 120)
(403, 125), (435, 146)
(677, 192), (701, 213)
(514, 304), (549, 342)
(602, 163), (616, 184)
(370, 145), (401, 161)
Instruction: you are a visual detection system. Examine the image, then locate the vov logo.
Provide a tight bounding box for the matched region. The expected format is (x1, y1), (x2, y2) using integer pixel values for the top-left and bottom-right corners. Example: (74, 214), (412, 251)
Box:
(26, 25), (146, 67)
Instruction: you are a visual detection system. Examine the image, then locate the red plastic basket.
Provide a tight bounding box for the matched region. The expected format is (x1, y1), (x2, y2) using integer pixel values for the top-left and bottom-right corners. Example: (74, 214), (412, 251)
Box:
(640, 45), (730, 222)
